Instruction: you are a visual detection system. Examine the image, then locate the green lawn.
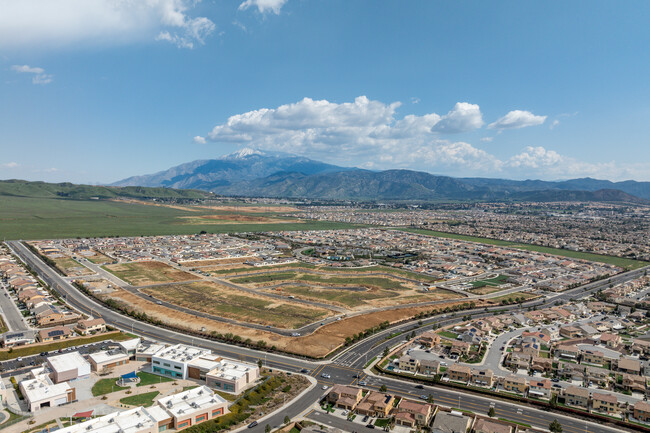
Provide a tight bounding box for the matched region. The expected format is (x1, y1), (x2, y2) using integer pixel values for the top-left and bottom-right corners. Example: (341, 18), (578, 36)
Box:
(397, 228), (649, 270)
(0, 196), (362, 240)
(437, 330), (459, 339)
(470, 274), (509, 288)
(119, 391), (160, 407)
(92, 378), (128, 396)
(136, 371), (173, 387)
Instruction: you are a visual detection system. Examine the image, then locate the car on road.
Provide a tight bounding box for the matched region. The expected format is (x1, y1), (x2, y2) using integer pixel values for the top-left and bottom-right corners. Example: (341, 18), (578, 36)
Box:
(156, 301), (163, 305)
(352, 374), (360, 378)
(321, 373), (331, 379)
(248, 421), (258, 428)
(552, 384), (562, 388)
(415, 385), (424, 389)
(300, 369), (309, 373)
(358, 381), (367, 386)
(366, 424), (375, 429)
(322, 385), (328, 390)
(419, 395), (427, 400)
(500, 346), (504, 351)
(551, 378), (559, 382)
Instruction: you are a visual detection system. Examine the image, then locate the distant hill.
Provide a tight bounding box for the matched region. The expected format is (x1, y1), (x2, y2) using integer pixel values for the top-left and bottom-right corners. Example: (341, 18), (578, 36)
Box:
(0, 179), (211, 200)
(210, 169), (648, 203)
(110, 149), (650, 203)
(111, 148), (351, 190)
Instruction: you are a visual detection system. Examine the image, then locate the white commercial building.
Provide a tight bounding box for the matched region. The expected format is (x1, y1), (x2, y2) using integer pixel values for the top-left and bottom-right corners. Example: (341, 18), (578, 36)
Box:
(151, 344), (210, 379)
(20, 373), (75, 412)
(47, 351), (91, 383)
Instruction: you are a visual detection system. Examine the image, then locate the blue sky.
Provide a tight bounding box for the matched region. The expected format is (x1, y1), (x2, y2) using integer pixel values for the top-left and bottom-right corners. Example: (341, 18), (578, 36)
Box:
(1, 0), (648, 184)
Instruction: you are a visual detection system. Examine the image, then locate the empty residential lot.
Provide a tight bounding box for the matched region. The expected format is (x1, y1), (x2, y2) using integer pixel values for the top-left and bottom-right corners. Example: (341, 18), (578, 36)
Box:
(140, 281), (334, 329)
(103, 261), (197, 286)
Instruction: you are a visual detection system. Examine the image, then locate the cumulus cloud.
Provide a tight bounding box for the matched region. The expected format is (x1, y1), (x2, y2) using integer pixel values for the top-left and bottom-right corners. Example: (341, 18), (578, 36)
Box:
(11, 64), (53, 84)
(193, 136), (207, 144)
(0, 0), (215, 50)
(1, 162), (19, 168)
(431, 102), (484, 133)
(508, 146), (563, 169)
(239, 0), (288, 15)
(488, 110), (546, 130)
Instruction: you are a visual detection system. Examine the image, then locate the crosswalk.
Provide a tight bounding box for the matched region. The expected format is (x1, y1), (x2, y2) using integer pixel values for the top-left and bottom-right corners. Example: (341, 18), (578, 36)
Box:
(335, 350), (364, 367)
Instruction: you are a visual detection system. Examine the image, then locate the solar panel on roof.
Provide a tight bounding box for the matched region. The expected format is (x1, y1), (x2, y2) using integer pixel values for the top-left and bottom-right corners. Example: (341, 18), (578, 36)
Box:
(49, 330), (64, 336)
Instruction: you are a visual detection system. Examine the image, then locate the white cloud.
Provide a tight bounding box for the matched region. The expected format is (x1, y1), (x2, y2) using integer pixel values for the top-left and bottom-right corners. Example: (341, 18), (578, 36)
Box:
(193, 136), (207, 144)
(431, 102), (484, 133)
(508, 146), (563, 169)
(11, 64), (53, 84)
(239, 0), (288, 15)
(410, 97), (420, 104)
(1, 162), (19, 168)
(488, 110), (546, 130)
(480, 137), (494, 142)
(0, 0), (215, 50)
(549, 119), (560, 129)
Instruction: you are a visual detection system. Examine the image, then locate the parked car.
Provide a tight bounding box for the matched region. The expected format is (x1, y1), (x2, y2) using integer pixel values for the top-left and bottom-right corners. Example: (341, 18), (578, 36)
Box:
(248, 421), (258, 428)
(415, 384), (424, 389)
(362, 416), (369, 422)
(366, 424), (375, 429)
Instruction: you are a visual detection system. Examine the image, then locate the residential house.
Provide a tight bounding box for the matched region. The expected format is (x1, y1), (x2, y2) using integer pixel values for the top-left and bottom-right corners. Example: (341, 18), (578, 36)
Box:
(355, 392), (395, 418)
(417, 331), (441, 349)
(634, 401), (650, 423)
(617, 358), (641, 375)
(419, 359), (440, 376)
(1, 330), (36, 347)
(75, 318), (106, 335)
(431, 411), (472, 433)
(520, 341), (540, 358)
(473, 418), (513, 433)
(622, 373), (646, 393)
(565, 386), (589, 409)
(447, 364), (471, 383)
(555, 344), (580, 360)
(581, 350), (605, 366)
(506, 353), (531, 370)
(503, 375), (527, 394)
(531, 356), (553, 374)
(592, 393), (618, 414)
(450, 341), (471, 356)
(38, 326), (72, 342)
(528, 379), (551, 400)
(470, 368), (494, 387)
(327, 385), (363, 410)
(600, 333), (621, 348)
(398, 355), (419, 373)
(394, 399), (434, 427)
(559, 326), (582, 339)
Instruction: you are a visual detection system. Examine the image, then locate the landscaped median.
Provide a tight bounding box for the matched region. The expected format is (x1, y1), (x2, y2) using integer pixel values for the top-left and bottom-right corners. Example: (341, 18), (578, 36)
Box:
(372, 361), (650, 432)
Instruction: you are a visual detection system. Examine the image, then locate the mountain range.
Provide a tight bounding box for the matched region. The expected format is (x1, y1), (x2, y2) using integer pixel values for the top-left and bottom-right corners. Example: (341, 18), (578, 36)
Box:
(111, 149), (650, 203)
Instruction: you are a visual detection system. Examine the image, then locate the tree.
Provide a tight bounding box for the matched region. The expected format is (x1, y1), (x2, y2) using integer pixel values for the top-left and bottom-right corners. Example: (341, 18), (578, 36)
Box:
(488, 407), (495, 418)
(380, 384), (388, 392)
(265, 424), (272, 433)
(284, 416), (291, 424)
(258, 359), (263, 368)
(549, 419), (563, 433)
(427, 394), (434, 404)
(383, 346), (390, 358)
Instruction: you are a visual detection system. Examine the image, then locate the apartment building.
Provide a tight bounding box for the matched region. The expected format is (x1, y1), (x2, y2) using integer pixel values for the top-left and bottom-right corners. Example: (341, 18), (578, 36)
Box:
(398, 355), (419, 373)
(417, 331), (441, 348)
(634, 401), (650, 423)
(581, 350), (605, 366)
(555, 344), (580, 360)
(419, 359), (440, 375)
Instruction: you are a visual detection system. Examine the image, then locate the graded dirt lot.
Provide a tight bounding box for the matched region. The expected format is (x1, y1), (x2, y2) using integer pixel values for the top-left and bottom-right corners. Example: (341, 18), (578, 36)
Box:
(99, 287), (471, 358)
(84, 251), (114, 265)
(51, 256), (94, 277)
(103, 261), (197, 286)
(195, 205), (300, 213)
(180, 256), (261, 267)
(141, 281), (334, 329)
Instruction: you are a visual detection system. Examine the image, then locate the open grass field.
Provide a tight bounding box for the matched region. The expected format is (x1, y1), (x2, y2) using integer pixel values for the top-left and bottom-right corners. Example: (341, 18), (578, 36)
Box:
(140, 281), (334, 328)
(397, 228), (650, 270)
(263, 285), (390, 308)
(103, 261), (198, 286)
(92, 378), (128, 396)
(468, 284), (512, 295)
(488, 291), (539, 303)
(470, 274), (510, 288)
(179, 214), (300, 225)
(120, 391), (160, 407)
(0, 196), (362, 240)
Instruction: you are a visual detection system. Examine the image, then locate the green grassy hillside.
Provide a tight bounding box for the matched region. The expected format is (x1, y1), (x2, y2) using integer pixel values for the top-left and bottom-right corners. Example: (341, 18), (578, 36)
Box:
(0, 179), (210, 200)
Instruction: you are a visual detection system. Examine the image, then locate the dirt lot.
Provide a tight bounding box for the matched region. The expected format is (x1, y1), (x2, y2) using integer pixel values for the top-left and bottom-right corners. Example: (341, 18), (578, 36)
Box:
(103, 261), (197, 286)
(141, 281), (333, 329)
(100, 288), (472, 358)
(194, 205), (300, 213)
(51, 256), (94, 277)
(180, 256), (261, 267)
